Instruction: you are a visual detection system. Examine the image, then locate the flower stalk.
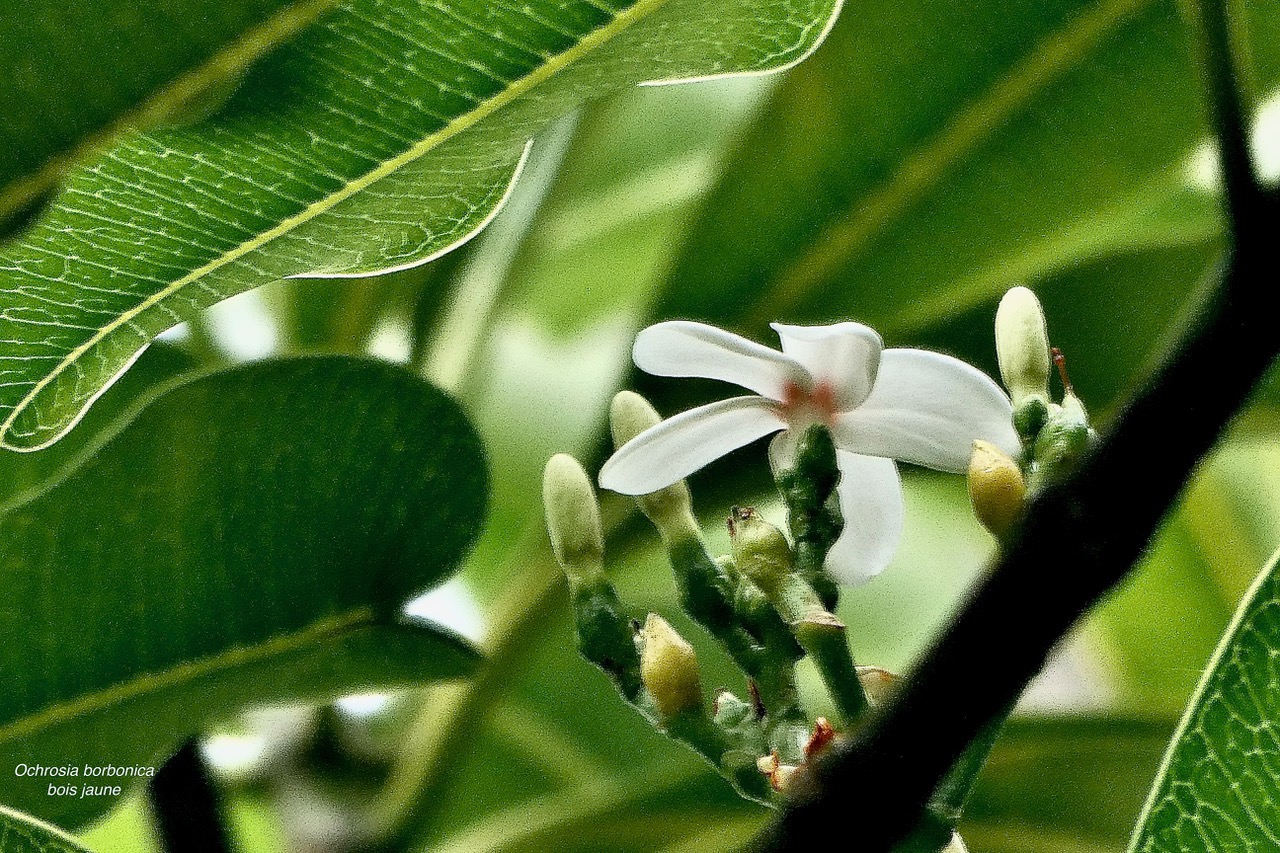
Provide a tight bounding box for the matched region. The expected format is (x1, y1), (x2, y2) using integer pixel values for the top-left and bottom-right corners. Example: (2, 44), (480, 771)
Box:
(729, 506), (867, 724)
(775, 424), (842, 609)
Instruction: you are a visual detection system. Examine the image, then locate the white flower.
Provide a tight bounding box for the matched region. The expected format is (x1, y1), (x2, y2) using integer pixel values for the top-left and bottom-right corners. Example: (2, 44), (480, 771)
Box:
(598, 321), (1020, 586)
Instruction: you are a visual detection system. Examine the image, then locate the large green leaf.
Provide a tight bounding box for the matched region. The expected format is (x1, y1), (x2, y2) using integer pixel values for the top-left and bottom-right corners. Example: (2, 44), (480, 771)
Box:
(649, 0), (1278, 343)
(0, 357), (486, 827)
(0, 0), (840, 451)
(1128, 547), (1280, 852)
(0, 805), (90, 853)
(0, 0), (337, 224)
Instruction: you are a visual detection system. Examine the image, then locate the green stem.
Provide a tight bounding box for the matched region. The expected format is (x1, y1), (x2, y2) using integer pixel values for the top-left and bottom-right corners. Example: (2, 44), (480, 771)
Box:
(669, 541), (803, 719)
(757, 571), (867, 725)
(777, 426), (842, 610)
(668, 708), (775, 804)
(930, 705), (1012, 823)
(795, 617), (866, 724)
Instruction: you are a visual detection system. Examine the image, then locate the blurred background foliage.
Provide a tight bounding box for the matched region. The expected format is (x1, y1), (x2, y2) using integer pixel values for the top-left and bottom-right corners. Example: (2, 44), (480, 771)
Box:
(5, 0), (1280, 850)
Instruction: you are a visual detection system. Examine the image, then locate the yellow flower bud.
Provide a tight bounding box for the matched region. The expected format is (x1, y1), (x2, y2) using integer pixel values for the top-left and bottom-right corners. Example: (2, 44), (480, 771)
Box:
(967, 440), (1026, 537)
(609, 392), (699, 542)
(543, 454), (604, 581)
(639, 614), (704, 719)
(995, 286), (1051, 406)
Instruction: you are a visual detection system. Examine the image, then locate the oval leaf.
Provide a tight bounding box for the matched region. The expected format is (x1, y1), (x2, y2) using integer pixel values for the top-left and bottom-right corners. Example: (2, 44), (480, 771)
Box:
(0, 0), (840, 450)
(0, 357), (486, 826)
(1129, 547), (1280, 852)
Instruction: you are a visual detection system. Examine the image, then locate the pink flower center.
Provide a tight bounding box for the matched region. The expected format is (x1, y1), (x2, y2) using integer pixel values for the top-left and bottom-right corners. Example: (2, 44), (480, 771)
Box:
(781, 380), (838, 427)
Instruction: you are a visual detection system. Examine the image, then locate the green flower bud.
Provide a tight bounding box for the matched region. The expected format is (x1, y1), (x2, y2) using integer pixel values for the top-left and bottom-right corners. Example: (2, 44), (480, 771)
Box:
(639, 614), (703, 719)
(1031, 395), (1095, 486)
(967, 440), (1027, 537)
(609, 391), (700, 542)
(543, 453), (604, 582)
(727, 506), (794, 591)
(995, 286), (1051, 406)
(1012, 396), (1050, 448)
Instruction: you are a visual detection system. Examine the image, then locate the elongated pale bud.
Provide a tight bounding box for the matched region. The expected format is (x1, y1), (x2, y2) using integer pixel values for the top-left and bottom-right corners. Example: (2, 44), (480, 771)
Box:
(944, 833), (970, 853)
(967, 440), (1026, 537)
(996, 286), (1051, 408)
(609, 392), (700, 542)
(640, 614), (703, 719)
(543, 454), (604, 581)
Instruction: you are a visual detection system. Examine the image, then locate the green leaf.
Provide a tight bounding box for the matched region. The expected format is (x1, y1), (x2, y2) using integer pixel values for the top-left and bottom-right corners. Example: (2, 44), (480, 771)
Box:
(649, 0), (1278, 343)
(0, 0), (338, 224)
(0, 344), (201, 511)
(963, 717), (1175, 853)
(1086, 438), (1280, 715)
(0, 0), (840, 451)
(0, 357), (486, 827)
(1129, 547), (1280, 852)
(0, 805), (91, 852)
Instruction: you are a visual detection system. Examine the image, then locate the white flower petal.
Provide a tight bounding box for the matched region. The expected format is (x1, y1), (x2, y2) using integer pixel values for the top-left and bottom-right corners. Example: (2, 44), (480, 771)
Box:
(767, 428), (800, 473)
(824, 452), (904, 586)
(599, 396), (786, 495)
(833, 349), (1018, 472)
(633, 321), (809, 402)
(771, 322), (883, 410)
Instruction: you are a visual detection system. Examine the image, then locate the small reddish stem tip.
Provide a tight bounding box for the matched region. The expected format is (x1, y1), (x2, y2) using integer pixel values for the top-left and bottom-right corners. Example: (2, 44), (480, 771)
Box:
(1052, 347), (1074, 395)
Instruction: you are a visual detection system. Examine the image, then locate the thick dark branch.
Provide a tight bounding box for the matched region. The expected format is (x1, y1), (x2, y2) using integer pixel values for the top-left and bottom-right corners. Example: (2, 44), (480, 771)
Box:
(149, 740), (236, 853)
(756, 1), (1278, 849)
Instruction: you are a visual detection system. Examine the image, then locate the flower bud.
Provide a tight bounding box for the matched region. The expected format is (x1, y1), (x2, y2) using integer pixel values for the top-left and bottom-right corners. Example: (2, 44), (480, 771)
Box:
(967, 440), (1026, 537)
(727, 506), (793, 591)
(756, 751), (799, 793)
(995, 286), (1051, 406)
(1031, 396), (1095, 486)
(639, 614), (703, 719)
(855, 666), (900, 706)
(609, 392), (700, 542)
(543, 454), (604, 581)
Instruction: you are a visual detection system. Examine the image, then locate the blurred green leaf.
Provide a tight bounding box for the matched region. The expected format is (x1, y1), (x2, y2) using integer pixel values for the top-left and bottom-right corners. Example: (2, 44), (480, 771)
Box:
(1129, 546), (1280, 852)
(0, 345), (201, 510)
(1087, 439), (1280, 715)
(0, 357), (486, 827)
(0, 804), (91, 852)
(964, 717), (1176, 853)
(0, 0), (337, 226)
(0, 0), (840, 451)
(441, 80), (769, 601)
(648, 0), (1279, 350)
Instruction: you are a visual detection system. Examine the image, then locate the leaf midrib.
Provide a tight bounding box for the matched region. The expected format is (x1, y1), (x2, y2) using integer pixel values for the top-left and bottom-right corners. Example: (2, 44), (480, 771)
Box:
(0, 606), (373, 744)
(744, 0), (1156, 328)
(2, 0), (675, 443)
